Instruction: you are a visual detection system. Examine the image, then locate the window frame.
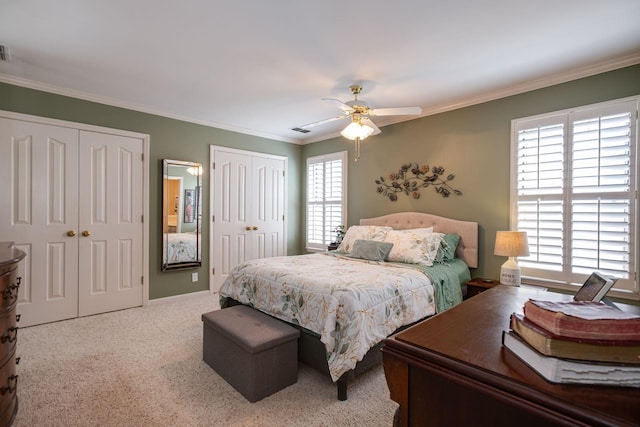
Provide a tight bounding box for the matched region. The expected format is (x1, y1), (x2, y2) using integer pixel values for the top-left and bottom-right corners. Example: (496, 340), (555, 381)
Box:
(305, 151), (348, 252)
(510, 96), (639, 300)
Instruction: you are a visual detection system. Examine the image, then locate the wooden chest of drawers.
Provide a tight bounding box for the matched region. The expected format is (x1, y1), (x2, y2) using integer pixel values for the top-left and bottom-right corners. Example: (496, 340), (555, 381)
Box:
(0, 242), (25, 427)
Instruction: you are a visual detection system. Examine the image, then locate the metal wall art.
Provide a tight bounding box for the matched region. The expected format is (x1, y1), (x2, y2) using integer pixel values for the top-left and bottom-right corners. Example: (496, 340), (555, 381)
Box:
(375, 163), (462, 202)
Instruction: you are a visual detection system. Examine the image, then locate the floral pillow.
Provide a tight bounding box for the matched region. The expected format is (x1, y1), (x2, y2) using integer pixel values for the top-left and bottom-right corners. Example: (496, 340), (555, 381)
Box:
(337, 225), (392, 253)
(384, 228), (443, 266)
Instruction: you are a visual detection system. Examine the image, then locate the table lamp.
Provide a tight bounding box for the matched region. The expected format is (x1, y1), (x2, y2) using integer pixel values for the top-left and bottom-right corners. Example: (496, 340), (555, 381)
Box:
(494, 231), (529, 286)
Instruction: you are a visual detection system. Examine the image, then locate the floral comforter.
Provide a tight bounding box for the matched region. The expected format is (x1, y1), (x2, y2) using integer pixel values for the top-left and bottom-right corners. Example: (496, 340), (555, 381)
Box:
(164, 232), (198, 263)
(219, 252), (466, 381)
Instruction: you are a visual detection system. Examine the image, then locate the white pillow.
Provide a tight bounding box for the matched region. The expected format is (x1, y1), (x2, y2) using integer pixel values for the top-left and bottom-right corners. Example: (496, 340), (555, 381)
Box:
(337, 225), (392, 253)
(384, 228), (443, 266)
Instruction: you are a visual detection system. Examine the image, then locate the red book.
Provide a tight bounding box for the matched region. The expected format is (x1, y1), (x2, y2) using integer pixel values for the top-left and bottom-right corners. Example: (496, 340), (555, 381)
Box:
(522, 299), (640, 341)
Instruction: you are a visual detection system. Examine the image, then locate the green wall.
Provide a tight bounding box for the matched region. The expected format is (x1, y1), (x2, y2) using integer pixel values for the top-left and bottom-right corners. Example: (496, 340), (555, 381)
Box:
(2, 64), (638, 297)
(0, 82), (303, 299)
(302, 64), (640, 281)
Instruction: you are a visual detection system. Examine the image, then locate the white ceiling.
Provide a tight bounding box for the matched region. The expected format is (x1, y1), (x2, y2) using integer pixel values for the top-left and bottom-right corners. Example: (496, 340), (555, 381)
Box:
(1, 1), (639, 144)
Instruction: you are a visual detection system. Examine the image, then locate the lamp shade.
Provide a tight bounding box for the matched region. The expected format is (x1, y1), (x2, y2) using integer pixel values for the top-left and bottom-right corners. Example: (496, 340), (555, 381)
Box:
(494, 231), (529, 257)
(341, 121), (374, 140)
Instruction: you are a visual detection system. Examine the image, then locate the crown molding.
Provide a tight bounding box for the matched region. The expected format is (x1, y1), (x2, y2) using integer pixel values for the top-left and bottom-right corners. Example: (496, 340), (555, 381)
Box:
(302, 53), (640, 145)
(0, 74), (301, 144)
(2, 52), (638, 147)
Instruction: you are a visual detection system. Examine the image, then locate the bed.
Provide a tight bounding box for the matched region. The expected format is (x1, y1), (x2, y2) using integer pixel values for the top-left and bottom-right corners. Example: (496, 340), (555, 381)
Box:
(163, 232), (199, 264)
(219, 212), (478, 400)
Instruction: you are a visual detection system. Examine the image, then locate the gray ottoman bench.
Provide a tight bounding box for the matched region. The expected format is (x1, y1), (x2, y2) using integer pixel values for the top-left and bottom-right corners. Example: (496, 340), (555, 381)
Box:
(202, 305), (300, 402)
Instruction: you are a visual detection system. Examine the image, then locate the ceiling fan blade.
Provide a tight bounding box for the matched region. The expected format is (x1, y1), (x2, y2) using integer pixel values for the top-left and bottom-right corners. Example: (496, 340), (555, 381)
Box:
(361, 117), (381, 135)
(322, 98), (354, 112)
(297, 114), (347, 129)
(370, 106), (422, 116)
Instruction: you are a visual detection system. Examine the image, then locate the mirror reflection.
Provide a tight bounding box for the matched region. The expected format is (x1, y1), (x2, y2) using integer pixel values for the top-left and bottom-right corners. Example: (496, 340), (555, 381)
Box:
(162, 159), (202, 271)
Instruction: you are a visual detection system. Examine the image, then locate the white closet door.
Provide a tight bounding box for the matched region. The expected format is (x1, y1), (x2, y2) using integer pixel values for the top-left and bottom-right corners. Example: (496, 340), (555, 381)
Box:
(78, 131), (144, 316)
(210, 146), (287, 293)
(0, 118), (79, 326)
(211, 149), (252, 293)
(252, 156), (286, 259)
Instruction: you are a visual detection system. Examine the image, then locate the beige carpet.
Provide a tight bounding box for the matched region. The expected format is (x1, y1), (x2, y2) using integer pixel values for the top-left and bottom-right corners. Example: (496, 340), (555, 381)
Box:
(14, 293), (397, 426)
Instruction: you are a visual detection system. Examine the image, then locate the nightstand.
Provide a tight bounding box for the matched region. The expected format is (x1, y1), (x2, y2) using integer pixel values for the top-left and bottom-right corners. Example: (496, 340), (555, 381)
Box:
(464, 277), (499, 299)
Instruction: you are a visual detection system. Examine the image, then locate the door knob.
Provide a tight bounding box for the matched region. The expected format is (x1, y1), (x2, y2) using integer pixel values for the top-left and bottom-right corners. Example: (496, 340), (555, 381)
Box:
(252, 226), (258, 231)
(82, 230), (91, 237)
(245, 226), (251, 231)
(67, 230), (76, 237)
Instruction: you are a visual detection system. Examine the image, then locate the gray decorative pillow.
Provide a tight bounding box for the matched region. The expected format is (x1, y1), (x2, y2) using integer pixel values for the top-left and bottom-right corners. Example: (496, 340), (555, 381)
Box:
(348, 239), (394, 262)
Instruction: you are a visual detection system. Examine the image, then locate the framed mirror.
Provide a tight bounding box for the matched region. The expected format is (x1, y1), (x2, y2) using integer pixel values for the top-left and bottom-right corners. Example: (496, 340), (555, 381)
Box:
(162, 159), (202, 271)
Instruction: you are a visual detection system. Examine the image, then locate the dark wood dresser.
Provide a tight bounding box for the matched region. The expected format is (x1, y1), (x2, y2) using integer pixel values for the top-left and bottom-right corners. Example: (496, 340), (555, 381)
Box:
(382, 285), (640, 427)
(0, 242), (25, 427)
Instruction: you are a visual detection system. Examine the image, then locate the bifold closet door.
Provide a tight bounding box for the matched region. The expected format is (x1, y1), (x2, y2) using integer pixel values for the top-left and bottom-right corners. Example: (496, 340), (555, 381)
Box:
(0, 118), (80, 326)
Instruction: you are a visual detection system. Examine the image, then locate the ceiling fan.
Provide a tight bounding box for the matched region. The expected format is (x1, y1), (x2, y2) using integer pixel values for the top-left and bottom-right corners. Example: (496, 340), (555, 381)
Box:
(293, 84), (422, 160)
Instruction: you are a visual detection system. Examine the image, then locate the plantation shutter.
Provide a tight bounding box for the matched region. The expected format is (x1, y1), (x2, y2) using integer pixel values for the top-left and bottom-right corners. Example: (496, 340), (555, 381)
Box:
(512, 98), (637, 295)
(570, 108), (633, 279)
(515, 117), (565, 274)
(306, 152), (347, 250)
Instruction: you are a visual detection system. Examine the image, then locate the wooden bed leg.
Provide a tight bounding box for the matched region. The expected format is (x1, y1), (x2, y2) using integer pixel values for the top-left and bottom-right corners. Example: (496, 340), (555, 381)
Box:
(337, 377), (348, 401)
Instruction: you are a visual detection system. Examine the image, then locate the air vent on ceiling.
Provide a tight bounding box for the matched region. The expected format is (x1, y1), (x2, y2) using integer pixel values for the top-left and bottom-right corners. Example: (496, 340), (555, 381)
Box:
(291, 127), (310, 134)
(0, 45), (9, 61)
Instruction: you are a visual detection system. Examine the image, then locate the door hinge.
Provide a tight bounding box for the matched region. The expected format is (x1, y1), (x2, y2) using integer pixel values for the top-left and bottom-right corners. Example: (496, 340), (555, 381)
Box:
(212, 268), (215, 275)
(282, 215), (285, 221)
(212, 162), (215, 170)
(141, 276), (144, 284)
(212, 215), (215, 222)
(141, 214), (144, 223)
(141, 153), (144, 161)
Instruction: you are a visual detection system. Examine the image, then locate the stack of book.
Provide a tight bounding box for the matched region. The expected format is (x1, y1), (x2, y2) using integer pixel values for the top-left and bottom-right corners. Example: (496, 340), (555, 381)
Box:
(502, 299), (640, 387)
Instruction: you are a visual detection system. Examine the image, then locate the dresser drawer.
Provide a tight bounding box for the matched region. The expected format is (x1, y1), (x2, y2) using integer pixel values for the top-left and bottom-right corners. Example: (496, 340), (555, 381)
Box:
(0, 310), (17, 368)
(0, 344), (17, 427)
(0, 267), (20, 311)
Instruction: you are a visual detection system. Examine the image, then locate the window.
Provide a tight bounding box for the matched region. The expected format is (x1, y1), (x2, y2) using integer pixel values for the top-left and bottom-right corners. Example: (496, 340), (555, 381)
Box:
(306, 151), (347, 251)
(511, 97), (638, 297)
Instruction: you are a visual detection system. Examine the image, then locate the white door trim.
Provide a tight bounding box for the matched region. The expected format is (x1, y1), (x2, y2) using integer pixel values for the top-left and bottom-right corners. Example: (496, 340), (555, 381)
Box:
(0, 109), (150, 306)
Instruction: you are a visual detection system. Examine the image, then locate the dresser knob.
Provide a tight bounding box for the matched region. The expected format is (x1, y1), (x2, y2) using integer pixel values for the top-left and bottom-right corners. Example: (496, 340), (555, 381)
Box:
(15, 357), (20, 365)
(1, 327), (18, 344)
(0, 375), (18, 395)
(15, 314), (20, 323)
(1, 284), (19, 301)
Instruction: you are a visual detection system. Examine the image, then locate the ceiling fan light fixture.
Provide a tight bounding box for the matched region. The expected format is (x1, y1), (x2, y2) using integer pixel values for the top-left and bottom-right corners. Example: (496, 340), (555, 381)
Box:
(341, 121), (374, 141)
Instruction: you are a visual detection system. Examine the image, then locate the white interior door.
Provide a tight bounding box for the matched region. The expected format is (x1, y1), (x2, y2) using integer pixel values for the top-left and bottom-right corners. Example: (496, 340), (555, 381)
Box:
(252, 156), (286, 259)
(78, 131), (144, 316)
(0, 118), (80, 326)
(0, 114), (147, 327)
(210, 146), (287, 293)
(211, 149), (251, 293)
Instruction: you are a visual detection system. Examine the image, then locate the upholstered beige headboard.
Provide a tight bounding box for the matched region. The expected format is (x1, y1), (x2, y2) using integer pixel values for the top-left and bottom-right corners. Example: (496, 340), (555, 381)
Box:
(360, 212), (478, 268)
